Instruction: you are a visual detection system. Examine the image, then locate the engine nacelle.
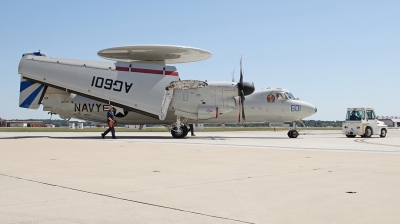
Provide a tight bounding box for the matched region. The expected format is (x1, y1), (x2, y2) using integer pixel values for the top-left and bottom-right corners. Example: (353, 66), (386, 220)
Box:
(198, 106), (218, 119)
(197, 106), (234, 120)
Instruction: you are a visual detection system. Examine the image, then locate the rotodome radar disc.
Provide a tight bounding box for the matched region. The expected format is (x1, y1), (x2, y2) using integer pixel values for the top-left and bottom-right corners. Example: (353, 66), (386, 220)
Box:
(97, 45), (212, 64)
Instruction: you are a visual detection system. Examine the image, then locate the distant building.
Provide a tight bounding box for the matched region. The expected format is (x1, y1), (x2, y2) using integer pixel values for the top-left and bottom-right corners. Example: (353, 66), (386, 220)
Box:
(0, 119), (5, 127)
(1, 121), (43, 127)
(378, 116), (400, 127)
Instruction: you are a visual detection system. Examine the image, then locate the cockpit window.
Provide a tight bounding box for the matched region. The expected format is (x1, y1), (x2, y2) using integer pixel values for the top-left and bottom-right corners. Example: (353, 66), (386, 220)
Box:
(346, 110), (365, 121)
(276, 92), (288, 100)
(285, 92), (296, 100)
(287, 92), (295, 99)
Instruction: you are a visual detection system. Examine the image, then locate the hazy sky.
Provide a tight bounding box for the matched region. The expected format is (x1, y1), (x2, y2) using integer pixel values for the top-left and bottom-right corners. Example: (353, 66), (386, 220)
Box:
(1, 0), (399, 121)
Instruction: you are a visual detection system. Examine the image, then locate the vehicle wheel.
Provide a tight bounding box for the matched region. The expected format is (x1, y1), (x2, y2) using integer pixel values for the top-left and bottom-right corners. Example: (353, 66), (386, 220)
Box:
(363, 127), (372, 138)
(287, 130), (292, 138)
(171, 125), (188, 138)
(346, 135), (356, 138)
(380, 129), (387, 138)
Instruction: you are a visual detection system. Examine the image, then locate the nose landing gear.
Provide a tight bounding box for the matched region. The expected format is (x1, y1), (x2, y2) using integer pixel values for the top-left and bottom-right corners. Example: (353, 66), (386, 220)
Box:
(287, 121), (299, 138)
(287, 130), (299, 138)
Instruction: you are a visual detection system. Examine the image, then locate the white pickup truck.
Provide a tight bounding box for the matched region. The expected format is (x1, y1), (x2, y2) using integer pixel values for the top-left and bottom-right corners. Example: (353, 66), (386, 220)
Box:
(342, 108), (387, 138)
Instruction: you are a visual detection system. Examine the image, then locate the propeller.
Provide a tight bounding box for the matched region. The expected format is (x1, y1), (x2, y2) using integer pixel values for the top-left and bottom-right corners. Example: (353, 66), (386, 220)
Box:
(236, 56), (255, 122)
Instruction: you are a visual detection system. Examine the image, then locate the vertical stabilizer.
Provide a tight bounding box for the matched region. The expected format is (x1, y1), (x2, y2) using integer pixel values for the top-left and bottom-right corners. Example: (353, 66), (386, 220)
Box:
(19, 77), (46, 109)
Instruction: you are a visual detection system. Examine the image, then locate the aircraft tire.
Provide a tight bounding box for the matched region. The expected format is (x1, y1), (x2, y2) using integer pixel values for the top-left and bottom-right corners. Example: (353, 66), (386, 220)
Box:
(288, 130), (299, 138)
(182, 125), (189, 137)
(171, 125), (188, 138)
(380, 128), (387, 138)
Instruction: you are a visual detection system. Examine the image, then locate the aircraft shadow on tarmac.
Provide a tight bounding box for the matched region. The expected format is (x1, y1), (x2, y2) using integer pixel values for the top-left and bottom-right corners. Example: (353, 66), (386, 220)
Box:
(0, 136), (289, 140)
(50, 136), (290, 140)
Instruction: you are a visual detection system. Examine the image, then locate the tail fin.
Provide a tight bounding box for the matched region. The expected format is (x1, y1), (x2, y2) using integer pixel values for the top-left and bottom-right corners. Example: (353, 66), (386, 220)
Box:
(19, 77), (47, 109)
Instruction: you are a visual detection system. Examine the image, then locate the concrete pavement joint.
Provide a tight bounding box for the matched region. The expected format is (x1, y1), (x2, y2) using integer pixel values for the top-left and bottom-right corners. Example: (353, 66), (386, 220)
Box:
(0, 173), (255, 224)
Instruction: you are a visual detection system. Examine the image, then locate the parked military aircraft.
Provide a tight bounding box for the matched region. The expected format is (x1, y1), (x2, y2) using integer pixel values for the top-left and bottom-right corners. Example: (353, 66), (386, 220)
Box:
(18, 45), (317, 138)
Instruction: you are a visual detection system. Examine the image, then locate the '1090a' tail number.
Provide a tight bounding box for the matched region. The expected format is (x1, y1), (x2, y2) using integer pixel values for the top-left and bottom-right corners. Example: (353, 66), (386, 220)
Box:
(91, 76), (132, 93)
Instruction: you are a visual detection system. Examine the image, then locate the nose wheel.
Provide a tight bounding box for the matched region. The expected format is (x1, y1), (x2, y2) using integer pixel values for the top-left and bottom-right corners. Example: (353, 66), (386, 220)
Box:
(287, 121), (299, 138)
(287, 130), (299, 138)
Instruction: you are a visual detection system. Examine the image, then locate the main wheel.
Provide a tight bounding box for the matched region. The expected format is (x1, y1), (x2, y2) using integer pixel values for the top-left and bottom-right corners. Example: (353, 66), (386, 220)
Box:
(171, 125), (188, 138)
(182, 125), (189, 137)
(363, 127), (372, 138)
(380, 129), (387, 138)
(346, 135), (356, 138)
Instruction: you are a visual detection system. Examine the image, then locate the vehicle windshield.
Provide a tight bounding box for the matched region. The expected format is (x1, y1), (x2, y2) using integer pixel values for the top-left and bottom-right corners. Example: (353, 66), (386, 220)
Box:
(346, 110), (364, 121)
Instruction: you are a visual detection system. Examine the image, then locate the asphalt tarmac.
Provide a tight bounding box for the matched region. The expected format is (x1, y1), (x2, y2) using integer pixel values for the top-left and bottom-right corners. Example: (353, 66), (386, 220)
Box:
(1, 130), (400, 224)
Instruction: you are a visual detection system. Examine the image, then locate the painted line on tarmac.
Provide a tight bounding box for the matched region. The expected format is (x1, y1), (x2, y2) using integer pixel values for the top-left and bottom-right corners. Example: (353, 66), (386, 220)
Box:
(355, 139), (400, 148)
(0, 173), (255, 224)
(112, 138), (400, 154)
(3, 135), (400, 154)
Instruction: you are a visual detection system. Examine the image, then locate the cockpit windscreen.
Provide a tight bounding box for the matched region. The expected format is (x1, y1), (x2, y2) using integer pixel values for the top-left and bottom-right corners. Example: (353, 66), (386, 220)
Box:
(276, 92), (295, 100)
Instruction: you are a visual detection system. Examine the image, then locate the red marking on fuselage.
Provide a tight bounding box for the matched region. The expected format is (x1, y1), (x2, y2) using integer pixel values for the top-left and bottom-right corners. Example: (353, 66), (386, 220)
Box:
(115, 66), (179, 76)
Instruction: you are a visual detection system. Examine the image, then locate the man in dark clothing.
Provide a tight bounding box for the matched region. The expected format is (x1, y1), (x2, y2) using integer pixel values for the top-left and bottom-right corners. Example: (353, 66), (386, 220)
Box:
(350, 111), (359, 120)
(101, 105), (117, 139)
(189, 124), (195, 136)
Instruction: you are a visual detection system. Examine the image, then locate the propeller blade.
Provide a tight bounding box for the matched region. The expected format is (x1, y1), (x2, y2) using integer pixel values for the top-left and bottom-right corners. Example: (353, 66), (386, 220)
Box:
(241, 91), (245, 121)
(237, 56), (245, 122)
(231, 68), (235, 82)
(239, 56), (243, 85)
(238, 95), (241, 123)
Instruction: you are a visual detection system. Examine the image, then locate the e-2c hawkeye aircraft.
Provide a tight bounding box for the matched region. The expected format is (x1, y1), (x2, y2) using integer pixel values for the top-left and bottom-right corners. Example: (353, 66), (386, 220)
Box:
(17, 45), (317, 138)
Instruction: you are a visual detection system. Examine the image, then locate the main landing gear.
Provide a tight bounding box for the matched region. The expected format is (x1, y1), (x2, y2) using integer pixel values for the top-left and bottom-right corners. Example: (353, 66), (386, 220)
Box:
(171, 125), (189, 138)
(287, 121), (299, 138)
(170, 116), (189, 138)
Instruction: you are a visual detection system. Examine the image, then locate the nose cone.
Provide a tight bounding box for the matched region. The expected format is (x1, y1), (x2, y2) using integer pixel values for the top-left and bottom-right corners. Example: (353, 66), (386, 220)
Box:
(298, 101), (317, 119)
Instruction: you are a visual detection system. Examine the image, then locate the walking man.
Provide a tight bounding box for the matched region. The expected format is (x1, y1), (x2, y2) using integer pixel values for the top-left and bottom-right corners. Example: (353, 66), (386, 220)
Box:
(189, 124), (195, 136)
(101, 105), (117, 139)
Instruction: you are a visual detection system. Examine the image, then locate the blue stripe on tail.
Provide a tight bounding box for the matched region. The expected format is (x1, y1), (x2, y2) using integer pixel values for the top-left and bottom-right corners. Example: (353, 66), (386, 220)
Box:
(20, 80), (35, 92)
(19, 85), (44, 108)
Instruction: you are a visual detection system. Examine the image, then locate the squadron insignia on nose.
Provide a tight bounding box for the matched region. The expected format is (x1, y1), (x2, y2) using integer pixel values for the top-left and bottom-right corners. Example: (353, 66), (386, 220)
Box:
(267, 94), (275, 103)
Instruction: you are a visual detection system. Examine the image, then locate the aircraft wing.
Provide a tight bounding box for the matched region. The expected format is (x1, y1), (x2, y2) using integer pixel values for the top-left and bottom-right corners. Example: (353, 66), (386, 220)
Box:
(18, 54), (180, 119)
